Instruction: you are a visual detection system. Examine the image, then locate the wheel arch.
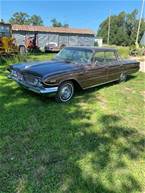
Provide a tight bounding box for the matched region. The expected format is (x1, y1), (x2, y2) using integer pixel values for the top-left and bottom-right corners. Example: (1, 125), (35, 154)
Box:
(60, 78), (82, 90)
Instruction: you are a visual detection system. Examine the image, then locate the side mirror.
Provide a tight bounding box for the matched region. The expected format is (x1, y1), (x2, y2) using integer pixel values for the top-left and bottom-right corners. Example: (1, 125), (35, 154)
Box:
(95, 60), (103, 65)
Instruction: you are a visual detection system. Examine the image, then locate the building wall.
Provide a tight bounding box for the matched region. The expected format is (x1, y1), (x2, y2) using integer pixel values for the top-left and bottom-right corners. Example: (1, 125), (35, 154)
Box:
(78, 35), (95, 46)
(13, 31), (37, 46)
(95, 38), (103, 47)
(140, 32), (145, 46)
(68, 35), (78, 46)
(58, 34), (69, 46)
(13, 31), (95, 49)
(38, 33), (48, 48)
(13, 31), (26, 46)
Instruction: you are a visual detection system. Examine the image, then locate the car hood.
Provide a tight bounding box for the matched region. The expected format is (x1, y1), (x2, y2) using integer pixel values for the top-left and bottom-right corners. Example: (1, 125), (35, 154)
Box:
(11, 60), (80, 77)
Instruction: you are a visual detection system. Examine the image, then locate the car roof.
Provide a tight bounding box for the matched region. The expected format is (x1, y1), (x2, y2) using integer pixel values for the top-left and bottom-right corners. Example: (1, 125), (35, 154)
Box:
(65, 46), (117, 52)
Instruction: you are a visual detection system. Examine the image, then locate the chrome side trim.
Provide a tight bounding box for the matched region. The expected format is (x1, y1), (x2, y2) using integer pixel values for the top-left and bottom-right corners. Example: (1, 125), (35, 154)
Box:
(83, 78), (119, 90)
(8, 75), (58, 94)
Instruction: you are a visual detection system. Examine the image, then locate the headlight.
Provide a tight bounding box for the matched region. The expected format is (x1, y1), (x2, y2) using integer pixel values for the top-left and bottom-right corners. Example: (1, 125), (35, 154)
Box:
(11, 69), (17, 77)
(17, 72), (23, 81)
(33, 78), (39, 85)
(33, 78), (42, 87)
(11, 70), (23, 81)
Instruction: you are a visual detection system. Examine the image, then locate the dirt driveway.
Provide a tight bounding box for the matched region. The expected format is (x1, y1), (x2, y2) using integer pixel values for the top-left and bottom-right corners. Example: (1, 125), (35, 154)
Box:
(129, 56), (145, 72)
(140, 61), (145, 72)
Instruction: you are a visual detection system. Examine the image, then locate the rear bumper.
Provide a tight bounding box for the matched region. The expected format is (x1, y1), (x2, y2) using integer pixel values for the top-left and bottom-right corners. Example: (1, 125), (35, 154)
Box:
(8, 75), (58, 94)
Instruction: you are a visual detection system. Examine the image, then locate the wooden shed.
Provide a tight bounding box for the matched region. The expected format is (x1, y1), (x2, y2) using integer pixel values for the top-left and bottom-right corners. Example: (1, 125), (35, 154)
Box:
(12, 24), (95, 51)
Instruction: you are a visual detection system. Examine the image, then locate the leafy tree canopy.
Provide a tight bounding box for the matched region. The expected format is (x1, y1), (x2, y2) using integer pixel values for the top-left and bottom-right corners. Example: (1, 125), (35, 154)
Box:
(0, 19), (5, 23)
(50, 18), (69, 28)
(9, 12), (44, 26)
(9, 12), (30, 25)
(97, 9), (145, 46)
(28, 15), (43, 26)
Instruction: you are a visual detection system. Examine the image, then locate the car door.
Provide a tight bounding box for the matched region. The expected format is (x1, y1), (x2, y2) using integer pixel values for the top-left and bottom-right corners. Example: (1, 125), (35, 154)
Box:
(80, 51), (108, 88)
(105, 51), (122, 81)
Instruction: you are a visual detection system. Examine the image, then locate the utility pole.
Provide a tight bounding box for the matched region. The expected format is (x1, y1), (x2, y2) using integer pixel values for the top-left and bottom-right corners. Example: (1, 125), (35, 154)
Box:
(135, 0), (145, 48)
(107, 10), (111, 45)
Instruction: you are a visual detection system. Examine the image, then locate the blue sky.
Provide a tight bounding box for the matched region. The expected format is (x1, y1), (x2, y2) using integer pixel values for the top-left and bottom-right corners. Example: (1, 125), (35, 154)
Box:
(0, 0), (144, 31)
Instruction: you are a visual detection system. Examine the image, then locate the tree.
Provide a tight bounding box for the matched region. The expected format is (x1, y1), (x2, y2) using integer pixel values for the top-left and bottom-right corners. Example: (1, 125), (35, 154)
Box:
(9, 12), (44, 26)
(50, 18), (69, 27)
(51, 18), (62, 27)
(29, 15), (43, 26)
(63, 24), (69, 28)
(97, 9), (145, 46)
(9, 12), (30, 25)
(0, 19), (5, 23)
(125, 9), (138, 45)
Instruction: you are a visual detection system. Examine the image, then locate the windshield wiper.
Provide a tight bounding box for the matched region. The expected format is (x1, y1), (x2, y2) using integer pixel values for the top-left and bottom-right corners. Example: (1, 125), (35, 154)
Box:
(54, 57), (76, 64)
(53, 57), (71, 63)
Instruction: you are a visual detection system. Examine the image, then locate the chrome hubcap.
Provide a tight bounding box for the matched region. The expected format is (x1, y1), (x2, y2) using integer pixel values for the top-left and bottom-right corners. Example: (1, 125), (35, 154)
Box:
(60, 83), (73, 101)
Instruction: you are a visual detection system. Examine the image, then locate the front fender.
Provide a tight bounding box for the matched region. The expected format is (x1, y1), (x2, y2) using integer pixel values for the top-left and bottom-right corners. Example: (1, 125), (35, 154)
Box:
(42, 73), (82, 89)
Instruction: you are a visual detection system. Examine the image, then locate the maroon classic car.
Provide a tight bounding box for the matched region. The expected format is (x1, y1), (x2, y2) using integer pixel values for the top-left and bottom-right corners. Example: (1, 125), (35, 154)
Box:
(8, 47), (139, 102)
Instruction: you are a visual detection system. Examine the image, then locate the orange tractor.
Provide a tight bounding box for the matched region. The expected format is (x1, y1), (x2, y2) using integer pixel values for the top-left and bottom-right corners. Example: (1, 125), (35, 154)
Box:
(0, 22), (18, 55)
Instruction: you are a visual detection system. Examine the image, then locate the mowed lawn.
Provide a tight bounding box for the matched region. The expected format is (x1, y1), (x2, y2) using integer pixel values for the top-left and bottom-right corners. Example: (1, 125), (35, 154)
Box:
(0, 54), (145, 193)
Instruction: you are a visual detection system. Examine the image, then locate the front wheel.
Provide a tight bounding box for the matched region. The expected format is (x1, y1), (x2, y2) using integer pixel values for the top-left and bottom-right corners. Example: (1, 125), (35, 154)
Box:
(55, 81), (74, 103)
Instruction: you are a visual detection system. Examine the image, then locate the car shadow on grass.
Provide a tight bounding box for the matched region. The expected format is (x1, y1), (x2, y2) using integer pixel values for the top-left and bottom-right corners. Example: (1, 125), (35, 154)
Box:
(0, 72), (144, 193)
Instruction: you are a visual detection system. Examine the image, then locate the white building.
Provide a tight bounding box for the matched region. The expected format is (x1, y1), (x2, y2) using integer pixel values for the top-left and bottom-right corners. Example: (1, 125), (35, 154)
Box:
(140, 32), (145, 46)
(95, 37), (103, 47)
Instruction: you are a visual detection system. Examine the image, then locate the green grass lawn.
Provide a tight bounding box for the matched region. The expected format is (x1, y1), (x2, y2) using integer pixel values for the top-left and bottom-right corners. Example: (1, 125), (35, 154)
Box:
(0, 54), (145, 193)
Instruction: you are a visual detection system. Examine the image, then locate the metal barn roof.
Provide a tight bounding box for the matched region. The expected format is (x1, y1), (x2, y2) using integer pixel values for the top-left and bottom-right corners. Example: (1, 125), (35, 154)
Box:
(12, 24), (95, 35)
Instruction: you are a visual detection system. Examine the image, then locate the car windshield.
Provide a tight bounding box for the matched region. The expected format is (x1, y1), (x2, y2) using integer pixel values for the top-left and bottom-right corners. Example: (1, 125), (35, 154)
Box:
(54, 47), (93, 64)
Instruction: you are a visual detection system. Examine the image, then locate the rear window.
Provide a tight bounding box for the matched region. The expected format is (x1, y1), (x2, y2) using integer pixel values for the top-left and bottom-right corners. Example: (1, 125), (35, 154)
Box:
(94, 51), (105, 63)
(94, 51), (117, 64)
(105, 51), (117, 62)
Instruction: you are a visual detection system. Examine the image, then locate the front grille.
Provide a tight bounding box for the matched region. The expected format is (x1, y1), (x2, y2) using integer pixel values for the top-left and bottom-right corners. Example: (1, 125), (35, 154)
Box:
(17, 71), (23, 81)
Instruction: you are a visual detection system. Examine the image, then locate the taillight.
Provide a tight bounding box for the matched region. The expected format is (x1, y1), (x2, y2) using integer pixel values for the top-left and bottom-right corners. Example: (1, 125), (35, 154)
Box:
(0, 38), (3, 47)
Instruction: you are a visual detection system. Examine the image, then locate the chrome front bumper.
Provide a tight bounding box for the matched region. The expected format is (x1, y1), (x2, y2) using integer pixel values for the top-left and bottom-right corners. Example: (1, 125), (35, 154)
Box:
(8, 75), (58, 94)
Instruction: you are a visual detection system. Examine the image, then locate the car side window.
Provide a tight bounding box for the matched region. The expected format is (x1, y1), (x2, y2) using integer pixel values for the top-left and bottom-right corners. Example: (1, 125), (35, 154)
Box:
(94, 51), (105, 64)
(104, 51), (117, 63)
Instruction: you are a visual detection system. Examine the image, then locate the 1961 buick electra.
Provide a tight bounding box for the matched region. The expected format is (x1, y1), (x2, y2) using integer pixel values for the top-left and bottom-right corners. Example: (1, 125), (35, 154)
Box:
(8, 47), (139, 103)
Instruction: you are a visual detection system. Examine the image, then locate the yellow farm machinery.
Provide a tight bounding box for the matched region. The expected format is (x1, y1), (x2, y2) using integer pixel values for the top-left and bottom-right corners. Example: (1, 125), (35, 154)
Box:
(0, 22), (18, 55)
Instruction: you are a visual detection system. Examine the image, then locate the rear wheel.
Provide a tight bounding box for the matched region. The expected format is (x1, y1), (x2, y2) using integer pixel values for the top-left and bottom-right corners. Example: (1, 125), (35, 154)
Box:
(119, 72), (127, 82)
(55, 81), (74, 103)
